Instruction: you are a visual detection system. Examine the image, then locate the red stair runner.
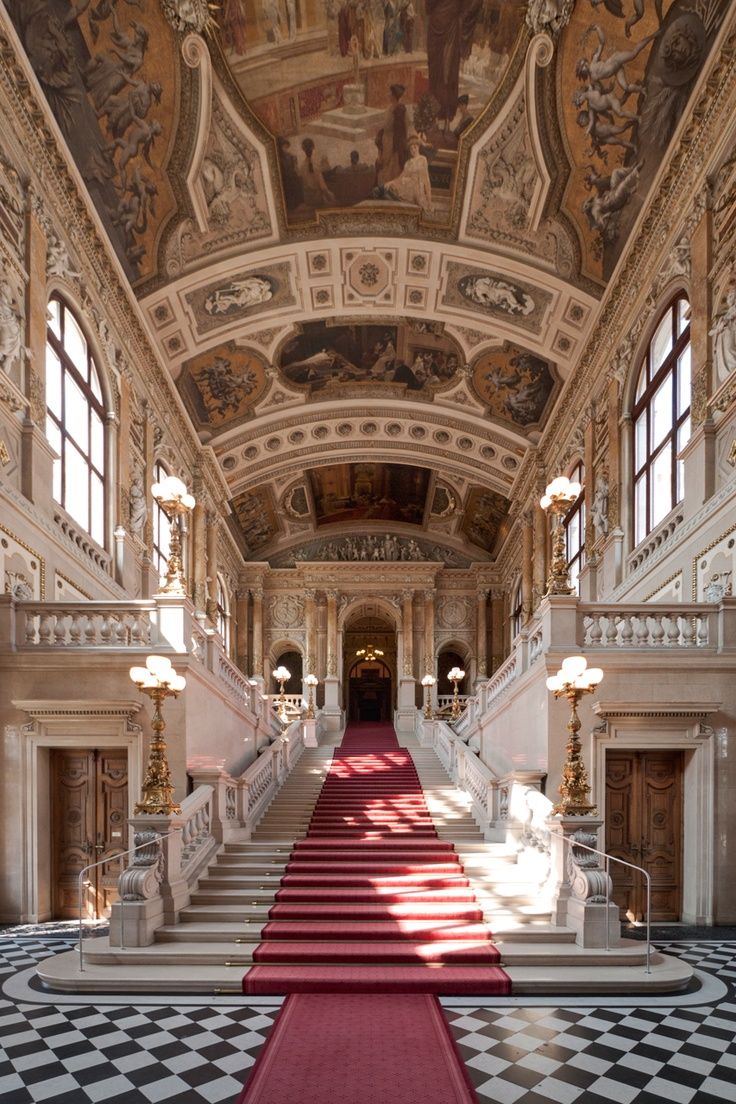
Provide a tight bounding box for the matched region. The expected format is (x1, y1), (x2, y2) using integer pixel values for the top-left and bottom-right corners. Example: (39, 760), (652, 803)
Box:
(243, 721), (510, 995)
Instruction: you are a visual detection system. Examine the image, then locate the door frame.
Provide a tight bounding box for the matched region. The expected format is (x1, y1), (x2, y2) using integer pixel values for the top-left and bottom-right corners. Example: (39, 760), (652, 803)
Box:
(592, 702), (717, 926)
(13, 699), (143, 923)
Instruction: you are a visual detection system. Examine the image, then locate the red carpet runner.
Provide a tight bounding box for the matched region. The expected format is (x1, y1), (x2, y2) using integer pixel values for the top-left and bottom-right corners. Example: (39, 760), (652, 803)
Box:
(237, 722), (510, 1103)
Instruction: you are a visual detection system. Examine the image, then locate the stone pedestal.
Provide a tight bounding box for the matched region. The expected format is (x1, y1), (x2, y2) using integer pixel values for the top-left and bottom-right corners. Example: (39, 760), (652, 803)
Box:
(547, 814), (620, 948)
(310, 82), (384, 140)
(302, 718), (318, 747)
(321, 676), (343, 732)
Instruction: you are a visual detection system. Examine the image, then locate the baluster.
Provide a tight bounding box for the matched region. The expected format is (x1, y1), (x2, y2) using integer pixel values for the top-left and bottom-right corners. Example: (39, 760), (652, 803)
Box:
(605, 616), (619, 647)
(619, 615), (633, 645)
(25, 612), (38, 645)
(53, 612), (67, 646)
(634, 616), (649, 647)
(681, 616), (695, 645)
(666, 614), (681, 647)
(100, 614), (113, 646)
(588, 614), (603, 646)
(69, 612), (84, 646)
(650, 614), (665, 646)
(114, 616), (127, 645)
(697, 615), (709, 647)
(84, 613), (97, 644)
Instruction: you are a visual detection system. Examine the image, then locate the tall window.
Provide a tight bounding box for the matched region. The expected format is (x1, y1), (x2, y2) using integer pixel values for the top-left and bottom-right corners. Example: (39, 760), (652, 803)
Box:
(565, 461), (585, 595)
(45, 298), (106, 547)
(152, 460), (171, 582)
(216, 574), (230, 653)
(633, 297), (691, 545)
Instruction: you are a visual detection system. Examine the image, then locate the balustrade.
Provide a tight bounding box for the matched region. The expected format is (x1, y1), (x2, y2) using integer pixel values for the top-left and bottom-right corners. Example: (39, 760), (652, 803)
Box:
(580, 605), (713, 649)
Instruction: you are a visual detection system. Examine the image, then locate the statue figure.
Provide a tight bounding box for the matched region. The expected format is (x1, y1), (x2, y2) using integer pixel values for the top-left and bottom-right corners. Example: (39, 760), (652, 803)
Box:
(591, 474), (609, 540)
(0, 283), (22, 370)
(710, 284), (736, 386)
(128, 476), (148, 536)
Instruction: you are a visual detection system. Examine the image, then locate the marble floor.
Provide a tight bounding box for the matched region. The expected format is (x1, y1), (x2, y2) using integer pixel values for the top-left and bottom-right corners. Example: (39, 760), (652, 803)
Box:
(1, 926), (735, 1104)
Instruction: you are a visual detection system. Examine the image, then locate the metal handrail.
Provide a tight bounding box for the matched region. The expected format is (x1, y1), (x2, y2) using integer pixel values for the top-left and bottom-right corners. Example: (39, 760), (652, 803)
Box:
(77, 828), (182, 973)
(558, 832), (652, 973)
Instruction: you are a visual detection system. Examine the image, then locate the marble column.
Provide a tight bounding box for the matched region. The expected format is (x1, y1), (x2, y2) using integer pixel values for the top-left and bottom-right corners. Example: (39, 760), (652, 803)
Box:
(191, 485), (207, 616)
(532, 504), (547, 612)
(423, 589), (435, 675)
(475, 588), (488, 682)
(251, 585), (264, 680)
(398, 589), (416, 711)
(235, 585), (248, 674)
(304, 588), (317, 676)
(521, 510), (534, 622)
(490, 589), (505, 670)
(205, 512), (219, 624)
(323, 589), (341, 721)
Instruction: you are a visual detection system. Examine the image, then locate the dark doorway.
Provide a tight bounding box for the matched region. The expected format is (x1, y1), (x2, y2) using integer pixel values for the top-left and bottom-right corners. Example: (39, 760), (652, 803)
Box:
(273, 650), (303, 692)
(348, 659), (392, 723)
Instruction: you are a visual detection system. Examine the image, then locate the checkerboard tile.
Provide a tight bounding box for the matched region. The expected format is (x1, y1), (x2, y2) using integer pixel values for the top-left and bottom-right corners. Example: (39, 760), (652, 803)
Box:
(2, 932), (736, 1103)
(445, 942), (736, 1104)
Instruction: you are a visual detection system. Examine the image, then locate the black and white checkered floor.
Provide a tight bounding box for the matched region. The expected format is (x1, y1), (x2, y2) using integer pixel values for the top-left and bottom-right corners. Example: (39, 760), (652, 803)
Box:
(1, 930), (735, 1103)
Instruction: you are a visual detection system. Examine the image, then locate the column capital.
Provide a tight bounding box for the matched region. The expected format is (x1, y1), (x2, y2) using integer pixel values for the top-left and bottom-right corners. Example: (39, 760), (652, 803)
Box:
(401, 588), (414, 603)
(250, 585), (264, 601)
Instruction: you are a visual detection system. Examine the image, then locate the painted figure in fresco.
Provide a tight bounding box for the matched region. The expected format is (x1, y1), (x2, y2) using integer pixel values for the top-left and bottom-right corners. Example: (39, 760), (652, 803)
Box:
(460, 275), (535, 316)
(382, 0), (403, 55)
(575, 25), (655, 97)
(96, 79), (162, 140)
(219, 0), (249, 54)
(299, 138), (336, 207)
(426, 0), (483, 125)
(577, 109), (637, 158)
(262, 0), (284, 43)
(400, 0), (415, 52)
(376, 84), (410, 184)
(83, 16), (150, 111)
(204, 276), (273, 315)
(278, 138), (304, 209)
(589, 0), (664, 39)
(710, 284), (736, 385)
(582, 161), (642, 236)
(376, 135), (433, 212)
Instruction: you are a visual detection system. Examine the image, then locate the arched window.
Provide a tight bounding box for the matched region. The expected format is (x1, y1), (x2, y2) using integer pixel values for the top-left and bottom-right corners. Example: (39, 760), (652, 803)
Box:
(565, 461), (585, 595)
(633, 297), (691, 545)
(45, 297), (106, 547)
(216, 574), (230, 653)
(152, 459), (171, 583)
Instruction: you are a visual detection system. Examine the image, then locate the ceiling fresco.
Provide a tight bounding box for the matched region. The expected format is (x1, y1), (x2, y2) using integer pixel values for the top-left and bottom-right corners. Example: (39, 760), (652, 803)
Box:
(176, 340), (269, 433)
(278, 318), (462, 394)
(6, 0), (179, 284)
(559, 0), (728, 281)
(309, 463), (430, 525)
(460, 486), (510, 553)
(215, 0), (527, 226)
(471, 341), (557, 429)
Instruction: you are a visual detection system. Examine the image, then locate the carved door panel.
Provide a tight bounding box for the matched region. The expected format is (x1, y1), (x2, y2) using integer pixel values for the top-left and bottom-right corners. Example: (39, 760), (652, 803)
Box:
(52, 749), (127, 920)
(605, 750), (683, 922)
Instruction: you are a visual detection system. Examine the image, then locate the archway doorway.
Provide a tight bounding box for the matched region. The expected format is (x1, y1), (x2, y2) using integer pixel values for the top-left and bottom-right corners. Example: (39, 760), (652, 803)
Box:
(343, 612), (397, 723)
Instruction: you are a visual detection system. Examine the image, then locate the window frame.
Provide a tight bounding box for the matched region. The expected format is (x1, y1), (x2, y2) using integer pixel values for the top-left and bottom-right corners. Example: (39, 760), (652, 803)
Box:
(216, 574), (230, 654)
(564, 461), (585, 596)
(152, 459), (172, 583)
(45, 296), (107, 548)
(632, 296), (691, 546)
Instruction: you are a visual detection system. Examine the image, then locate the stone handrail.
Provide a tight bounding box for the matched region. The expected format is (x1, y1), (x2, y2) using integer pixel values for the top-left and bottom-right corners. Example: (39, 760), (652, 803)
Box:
(580, 603), (715, 649)
(12, 599), (156, 648)
(111, 718), (306, 947)
(486, 653), (518, 704)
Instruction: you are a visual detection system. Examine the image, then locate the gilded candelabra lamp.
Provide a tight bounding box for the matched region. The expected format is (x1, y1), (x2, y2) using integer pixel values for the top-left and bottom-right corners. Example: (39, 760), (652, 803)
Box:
(540, 475), (582, 596)
(447, 666), (465, 720)
(151, 475), (196, 596)
(129, 655), (186, 815)
(272, 665), (291, 725)
(546, 655), (603, 816)
(421, 674), (436, 719)
(304, 674), (318, 719)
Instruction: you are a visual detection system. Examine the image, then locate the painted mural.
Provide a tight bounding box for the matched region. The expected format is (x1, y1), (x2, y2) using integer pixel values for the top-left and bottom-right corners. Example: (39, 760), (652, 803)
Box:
(309, 463), (430, 525)
(184, 262), (296, 334)
(559, 0), (728, 281)
(278, 319), (462, 393)
(442, 262), (551, 333)
(231, 486), (281, 554)
(471, 342), (556, 428)
(460, 486), (508, 552)
(215, 1), (526, 224)
(6, 0), (178, 284)
(177, 342), (269, 432)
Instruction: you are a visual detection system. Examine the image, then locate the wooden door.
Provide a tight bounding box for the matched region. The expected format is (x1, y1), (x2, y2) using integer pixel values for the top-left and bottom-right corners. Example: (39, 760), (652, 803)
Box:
(605, 749), (683, 922)
(51, 749), (128, 920)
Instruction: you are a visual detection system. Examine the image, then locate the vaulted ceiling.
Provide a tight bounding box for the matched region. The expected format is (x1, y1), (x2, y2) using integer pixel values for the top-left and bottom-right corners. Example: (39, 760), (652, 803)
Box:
(8, 0), (728, 563)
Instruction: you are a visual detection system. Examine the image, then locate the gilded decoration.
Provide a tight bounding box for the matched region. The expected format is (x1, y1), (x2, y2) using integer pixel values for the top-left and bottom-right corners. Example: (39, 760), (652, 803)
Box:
(471, 342), (557, 428)
(177, 341), (268, 432)
(277, 319), (463, 396)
